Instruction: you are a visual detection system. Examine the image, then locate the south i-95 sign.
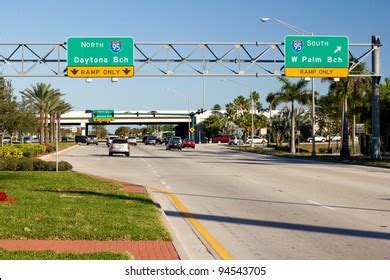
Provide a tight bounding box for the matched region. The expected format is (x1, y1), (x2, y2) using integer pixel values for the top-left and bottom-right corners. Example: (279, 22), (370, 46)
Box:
(284, 35), (349, 78)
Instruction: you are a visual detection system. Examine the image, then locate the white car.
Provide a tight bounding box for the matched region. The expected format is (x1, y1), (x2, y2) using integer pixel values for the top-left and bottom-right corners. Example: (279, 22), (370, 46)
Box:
(106, 135), (119, 147)
(330, 135), (341, 141)
(109, 138), (130, 157)
(307, 136), (326, 143)
(127, 136), (137, 145)
(246, 136), (268, 144)
(228, 136), (244, 146)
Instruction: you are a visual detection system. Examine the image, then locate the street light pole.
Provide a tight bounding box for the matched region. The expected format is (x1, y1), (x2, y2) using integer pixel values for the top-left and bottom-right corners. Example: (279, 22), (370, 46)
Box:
(221, 79), (256, 147)
(261, 17), (316, 158)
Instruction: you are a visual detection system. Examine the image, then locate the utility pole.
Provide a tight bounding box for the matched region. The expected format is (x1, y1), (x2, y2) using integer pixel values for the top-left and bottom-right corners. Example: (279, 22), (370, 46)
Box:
(371, 35), (381, 159)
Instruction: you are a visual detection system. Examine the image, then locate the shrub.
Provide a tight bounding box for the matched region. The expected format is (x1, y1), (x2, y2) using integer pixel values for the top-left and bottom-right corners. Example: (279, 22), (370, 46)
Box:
(0, 145), (23, 158)
(0, 158), (72, 171)
(17, 158), (34, 171)
(45, 146), (55, 153)
(58, 161), (73, 171)
(22, 149), (36, 158)
(4, 158), (19, 171)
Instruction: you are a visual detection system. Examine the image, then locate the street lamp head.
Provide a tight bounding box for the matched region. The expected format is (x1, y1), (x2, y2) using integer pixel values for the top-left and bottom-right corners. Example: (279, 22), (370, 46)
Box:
(260, 17), (270, 22)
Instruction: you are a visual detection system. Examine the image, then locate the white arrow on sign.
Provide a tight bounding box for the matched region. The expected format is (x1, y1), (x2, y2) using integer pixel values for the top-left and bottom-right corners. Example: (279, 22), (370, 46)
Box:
(334, 46), (342, 53)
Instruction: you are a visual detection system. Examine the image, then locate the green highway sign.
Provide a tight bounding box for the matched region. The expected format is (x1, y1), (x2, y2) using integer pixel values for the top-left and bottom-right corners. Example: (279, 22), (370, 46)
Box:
(92, 110), (115, 122)
(284, 35), (349, 77)
(67, 37), (134, 78)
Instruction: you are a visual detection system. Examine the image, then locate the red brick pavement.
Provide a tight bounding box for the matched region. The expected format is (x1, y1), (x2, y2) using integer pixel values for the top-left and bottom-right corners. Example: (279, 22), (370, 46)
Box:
(0, 240), (179, 260)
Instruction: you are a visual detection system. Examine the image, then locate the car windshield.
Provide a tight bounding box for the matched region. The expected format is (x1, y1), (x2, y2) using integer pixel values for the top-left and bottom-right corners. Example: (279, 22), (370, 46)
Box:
(113, 139), (128, 144)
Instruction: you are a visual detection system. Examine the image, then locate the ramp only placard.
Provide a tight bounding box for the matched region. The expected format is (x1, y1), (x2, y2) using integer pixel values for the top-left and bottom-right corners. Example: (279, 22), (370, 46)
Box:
(67, 37), (134, 78)
(284, 35), (349, 78)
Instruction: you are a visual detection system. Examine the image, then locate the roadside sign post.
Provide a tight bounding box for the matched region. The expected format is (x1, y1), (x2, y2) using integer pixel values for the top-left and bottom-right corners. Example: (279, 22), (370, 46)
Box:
(356, 124), (365, 155)
(67, 37), (134, 78)
(296, 130), (300, 153)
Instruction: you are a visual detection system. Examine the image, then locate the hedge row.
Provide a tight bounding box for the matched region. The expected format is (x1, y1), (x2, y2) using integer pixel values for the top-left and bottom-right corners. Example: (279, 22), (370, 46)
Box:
(0, 144), (54, 158)
(0, 158), (72, 171)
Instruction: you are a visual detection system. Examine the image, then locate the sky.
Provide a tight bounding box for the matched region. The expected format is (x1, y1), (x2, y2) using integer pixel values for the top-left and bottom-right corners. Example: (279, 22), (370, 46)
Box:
(1, 0), (389, 112)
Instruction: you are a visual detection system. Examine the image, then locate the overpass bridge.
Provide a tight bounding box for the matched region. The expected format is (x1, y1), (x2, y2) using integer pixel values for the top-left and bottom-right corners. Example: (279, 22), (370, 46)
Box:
(59, 110), (213, 137)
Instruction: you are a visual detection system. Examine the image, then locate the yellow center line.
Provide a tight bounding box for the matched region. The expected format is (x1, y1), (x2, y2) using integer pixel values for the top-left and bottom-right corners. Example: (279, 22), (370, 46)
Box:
(152, 187), (234, 260)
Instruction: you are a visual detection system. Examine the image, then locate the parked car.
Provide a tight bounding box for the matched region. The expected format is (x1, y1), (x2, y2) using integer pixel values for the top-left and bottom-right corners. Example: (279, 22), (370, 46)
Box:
(2, 136), (11, 144)
(246, 136), (268, 144)
(145, 136), (157, 145)
(213, 135), (229, 143)
(75, 135), (87, 144)
(86, 135), (98, 145)
(127, 136), (137, 145)
(166, 137), (182, 150)
(228, 136), (244, 146)
(182, 138), (195, 149)
(61, 136), (69, 142)
(329, 135), (341, 141)
(109, 138), (130, 157)
(106, 135), (119, 147)
(307, 136), (326, 143)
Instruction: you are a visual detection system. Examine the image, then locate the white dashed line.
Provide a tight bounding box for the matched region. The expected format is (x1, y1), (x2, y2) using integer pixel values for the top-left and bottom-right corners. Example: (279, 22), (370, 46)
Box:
(307, 200), (336, 211)
(247, 179), (260, 184)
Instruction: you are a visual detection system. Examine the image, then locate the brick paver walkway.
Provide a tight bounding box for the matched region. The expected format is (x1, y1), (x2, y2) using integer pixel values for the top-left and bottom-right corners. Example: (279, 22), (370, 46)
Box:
(0, 240), (179, 260)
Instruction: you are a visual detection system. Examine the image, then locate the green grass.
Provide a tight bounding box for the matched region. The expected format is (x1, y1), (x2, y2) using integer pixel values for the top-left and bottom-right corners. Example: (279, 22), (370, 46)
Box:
(0, 171), (170, 240)
(0, 249), (132, 260)
(58, 143), (76, 150)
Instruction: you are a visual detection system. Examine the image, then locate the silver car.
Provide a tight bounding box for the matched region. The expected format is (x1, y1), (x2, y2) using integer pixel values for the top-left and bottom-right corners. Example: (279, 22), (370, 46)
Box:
(109, 138), (130, 157)
(127, 136), (137, 145)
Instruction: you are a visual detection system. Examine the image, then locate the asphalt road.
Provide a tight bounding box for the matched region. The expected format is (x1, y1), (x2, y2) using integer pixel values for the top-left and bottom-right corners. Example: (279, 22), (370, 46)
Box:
(57, 143), (390, 259)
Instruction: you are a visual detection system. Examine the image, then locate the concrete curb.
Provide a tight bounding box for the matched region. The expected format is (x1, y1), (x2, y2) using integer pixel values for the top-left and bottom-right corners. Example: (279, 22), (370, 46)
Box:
(38, 144), (80, 160)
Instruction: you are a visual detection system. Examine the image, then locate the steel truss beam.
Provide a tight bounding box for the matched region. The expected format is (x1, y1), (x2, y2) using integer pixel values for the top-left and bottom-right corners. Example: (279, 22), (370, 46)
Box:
(0, 41), (380, 77)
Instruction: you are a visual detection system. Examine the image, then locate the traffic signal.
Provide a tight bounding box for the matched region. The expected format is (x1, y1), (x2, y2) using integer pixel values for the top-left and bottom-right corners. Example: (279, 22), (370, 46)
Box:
(136, 111), (139, 117)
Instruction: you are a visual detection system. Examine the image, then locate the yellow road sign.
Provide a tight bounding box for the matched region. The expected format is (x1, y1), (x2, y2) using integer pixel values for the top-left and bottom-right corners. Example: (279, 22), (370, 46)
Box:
(189, 127), (195, 133)
(285, 67), (348, 78)
(67, 66), (134, 78)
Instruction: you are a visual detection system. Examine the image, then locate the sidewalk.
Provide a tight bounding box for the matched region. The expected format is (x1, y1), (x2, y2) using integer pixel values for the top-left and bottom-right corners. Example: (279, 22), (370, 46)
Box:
(0, 240), (178, 260)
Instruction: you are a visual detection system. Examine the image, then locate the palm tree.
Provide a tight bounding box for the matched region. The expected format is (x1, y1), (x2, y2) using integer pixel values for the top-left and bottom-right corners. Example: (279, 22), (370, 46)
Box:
(20, 83), (54, 144)
(48, 100), (73, 143)
(322, 64), (370, 158)
(266, 92), (277, 143)
(274, 77), (310, 153)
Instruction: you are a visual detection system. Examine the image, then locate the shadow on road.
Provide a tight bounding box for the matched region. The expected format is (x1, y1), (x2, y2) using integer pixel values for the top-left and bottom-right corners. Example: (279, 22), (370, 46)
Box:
(153, 191), (390, 213)
(164, 210), (390, 240)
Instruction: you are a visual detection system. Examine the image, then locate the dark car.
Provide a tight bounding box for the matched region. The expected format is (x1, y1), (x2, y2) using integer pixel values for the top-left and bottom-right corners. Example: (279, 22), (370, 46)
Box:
(75, 135), (87, 143)
(145, 136), (157, 145)
(166, 137), (182, 150)
(61, 136), (69, 142)
(182, 138), (195, 149)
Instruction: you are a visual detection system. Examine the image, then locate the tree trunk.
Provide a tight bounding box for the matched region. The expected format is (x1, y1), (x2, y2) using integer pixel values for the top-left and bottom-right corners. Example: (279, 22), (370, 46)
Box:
(290, 101), (296, 153)
(40, 110), (45, 144)
(44, 113), (49, 144)
(340, 93), (350, 158)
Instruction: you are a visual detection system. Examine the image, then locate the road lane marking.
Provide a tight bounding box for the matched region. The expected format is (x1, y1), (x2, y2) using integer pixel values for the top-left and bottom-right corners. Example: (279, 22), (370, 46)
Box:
(307, 200), (336, 211)
(152, 187), (234, 260)
(247, 179), (260, 184)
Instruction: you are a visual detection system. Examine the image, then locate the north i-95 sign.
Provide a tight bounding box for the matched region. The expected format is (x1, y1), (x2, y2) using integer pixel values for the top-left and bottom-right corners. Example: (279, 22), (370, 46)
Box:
(284, 35), (349, 78)
(67, 37), (134, 78)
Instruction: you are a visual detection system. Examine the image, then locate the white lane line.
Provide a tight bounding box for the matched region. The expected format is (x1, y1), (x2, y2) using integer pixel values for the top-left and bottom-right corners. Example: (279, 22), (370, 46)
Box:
(307, 200), (336, 211)
(247, 179), (260, 184)
(160, 180), (167, 185)
(152, 170), (158, 174)
(156, 174), (162, 178)
(164, 185), (172, 190)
